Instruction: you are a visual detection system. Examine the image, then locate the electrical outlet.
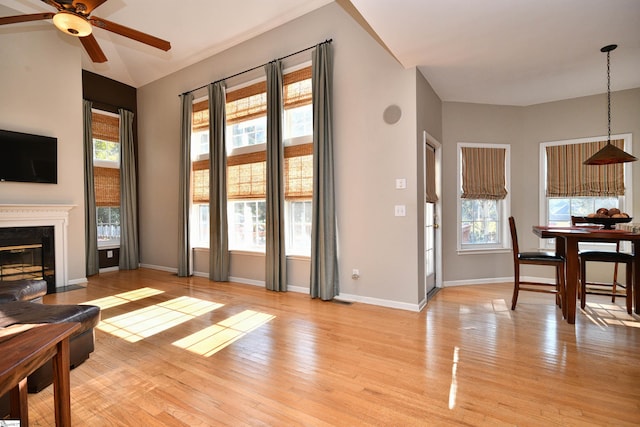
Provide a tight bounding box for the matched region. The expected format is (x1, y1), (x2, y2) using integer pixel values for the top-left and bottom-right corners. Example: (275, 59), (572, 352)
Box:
(107, 250), (113, 258)
(394, 205), (406, 216)
(352, 269), (360, 279)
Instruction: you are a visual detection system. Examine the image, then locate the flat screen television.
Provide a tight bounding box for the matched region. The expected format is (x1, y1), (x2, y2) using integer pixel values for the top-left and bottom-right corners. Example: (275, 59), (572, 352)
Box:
(0, 129), (57, 184)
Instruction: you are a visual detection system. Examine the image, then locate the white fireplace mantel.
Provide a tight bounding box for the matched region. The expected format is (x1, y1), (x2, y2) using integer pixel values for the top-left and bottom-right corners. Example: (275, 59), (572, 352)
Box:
(0, 204), (76, 287)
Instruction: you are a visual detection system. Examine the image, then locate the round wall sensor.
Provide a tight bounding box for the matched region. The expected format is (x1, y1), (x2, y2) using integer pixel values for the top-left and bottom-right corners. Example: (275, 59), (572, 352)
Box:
(383, 104), (402, 124)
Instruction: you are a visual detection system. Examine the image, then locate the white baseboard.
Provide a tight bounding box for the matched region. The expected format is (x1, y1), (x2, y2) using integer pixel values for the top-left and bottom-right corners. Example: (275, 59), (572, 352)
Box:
(139, 263), (177, 273)
(443, 275), (554, 287)
(334, 292), (421, 312)
(67, 277), (88, 286)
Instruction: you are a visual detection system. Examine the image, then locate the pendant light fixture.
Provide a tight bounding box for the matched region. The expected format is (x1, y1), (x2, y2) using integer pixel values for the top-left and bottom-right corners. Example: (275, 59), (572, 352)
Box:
(583, 44), (637, 165)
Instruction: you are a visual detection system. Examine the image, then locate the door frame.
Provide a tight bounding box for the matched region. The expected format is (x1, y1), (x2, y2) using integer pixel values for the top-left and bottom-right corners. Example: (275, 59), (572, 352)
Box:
(423, 131), (442, 304)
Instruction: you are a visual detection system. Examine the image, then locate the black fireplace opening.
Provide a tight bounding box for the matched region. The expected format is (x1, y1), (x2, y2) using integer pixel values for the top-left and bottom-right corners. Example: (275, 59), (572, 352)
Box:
(0, 226), (55, 294)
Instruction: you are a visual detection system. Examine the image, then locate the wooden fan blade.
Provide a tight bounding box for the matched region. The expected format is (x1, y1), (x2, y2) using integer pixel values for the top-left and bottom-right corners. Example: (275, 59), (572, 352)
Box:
(89, 16), (171, 51)
(80, 34), (107, 63)
(40, 0), (66, 12)
(74, 0), (108, 15)
(0, 13), (54, 26)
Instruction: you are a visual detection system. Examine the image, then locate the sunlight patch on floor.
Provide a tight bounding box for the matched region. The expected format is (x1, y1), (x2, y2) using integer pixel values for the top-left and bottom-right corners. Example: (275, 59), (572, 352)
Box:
(582, 302), (640, 328)
(83, 287), (165, 310)
(448, 346), (460, 410)
(173, 309), (275, 357)
(97, 296), (224, 342)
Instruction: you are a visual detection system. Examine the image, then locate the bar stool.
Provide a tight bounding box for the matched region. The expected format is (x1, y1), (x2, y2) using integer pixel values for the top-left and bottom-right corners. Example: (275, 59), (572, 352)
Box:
(509, 217), (565, 311)
(571, 216), (633, 314)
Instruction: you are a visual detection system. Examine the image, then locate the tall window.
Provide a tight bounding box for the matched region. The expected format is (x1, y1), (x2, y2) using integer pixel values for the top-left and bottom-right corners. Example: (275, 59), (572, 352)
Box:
(190, 65), (313, 256)
(457, 143), (510, 252)
(283, 67), (313, 255)
(540, 134), (633, 227)
(92, 110), (121, 246)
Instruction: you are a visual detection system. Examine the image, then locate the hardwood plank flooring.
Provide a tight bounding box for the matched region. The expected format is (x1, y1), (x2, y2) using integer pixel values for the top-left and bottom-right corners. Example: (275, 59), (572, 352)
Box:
(25, 268), (640, 426)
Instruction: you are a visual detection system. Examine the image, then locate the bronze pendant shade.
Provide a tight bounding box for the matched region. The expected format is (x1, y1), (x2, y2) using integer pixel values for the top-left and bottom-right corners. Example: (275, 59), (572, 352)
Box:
(583, 45), (637, 165)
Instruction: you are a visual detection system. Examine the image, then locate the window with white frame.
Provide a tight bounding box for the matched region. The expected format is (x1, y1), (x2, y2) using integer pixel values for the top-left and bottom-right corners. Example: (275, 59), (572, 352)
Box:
(539, 134), (633, 248)
(190, 65), (313, 256)
(92, 110), (121, 247)
(457, 143), (511, 252)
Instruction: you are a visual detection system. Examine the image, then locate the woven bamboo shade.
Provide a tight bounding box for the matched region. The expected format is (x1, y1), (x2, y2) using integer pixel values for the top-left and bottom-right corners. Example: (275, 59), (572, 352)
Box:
(91, 112), (119, 142)
(284, 143), (313, 199)
(191, 105), (209, 132)
(192, 66), (312, 132)
(226, 82), (267, 125)
(94, 167), (120, 206)
(283, 67), (312, 110)
(227, 150), (267, 200)
(191, 66), (313, 203)
(192, 159), (209, 204)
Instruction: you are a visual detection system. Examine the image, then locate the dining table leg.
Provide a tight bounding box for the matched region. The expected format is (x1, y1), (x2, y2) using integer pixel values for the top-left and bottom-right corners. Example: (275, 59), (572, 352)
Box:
(52, 336), (72, 427)
(634, 242), (639, 315)
(563, 236), (579, 324)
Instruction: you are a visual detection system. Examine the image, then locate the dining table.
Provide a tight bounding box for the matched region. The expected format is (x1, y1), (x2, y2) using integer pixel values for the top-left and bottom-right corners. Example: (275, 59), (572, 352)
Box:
(0, 322), (80, 426)
(532, 224), (640, 324)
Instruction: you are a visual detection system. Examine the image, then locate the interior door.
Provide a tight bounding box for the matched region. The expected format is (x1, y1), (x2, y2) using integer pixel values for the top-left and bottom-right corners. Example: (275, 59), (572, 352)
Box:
(425, 201), (437, 295)
(424, 137), (439, 298)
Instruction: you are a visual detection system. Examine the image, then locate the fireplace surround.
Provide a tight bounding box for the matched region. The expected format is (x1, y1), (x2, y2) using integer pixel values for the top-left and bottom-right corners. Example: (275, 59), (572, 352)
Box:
(0, 204), (75, 291)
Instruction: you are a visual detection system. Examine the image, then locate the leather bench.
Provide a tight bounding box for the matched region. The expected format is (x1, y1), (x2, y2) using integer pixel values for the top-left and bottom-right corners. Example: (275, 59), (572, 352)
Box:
(0, 279), (47, 303)
(0, 301), (100, 392)
(0, 279), (101, 418)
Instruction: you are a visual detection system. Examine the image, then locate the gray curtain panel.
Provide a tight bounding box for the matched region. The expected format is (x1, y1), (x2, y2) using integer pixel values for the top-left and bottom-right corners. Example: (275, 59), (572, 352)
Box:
(310, 42), (339, 300)
(178, 93), (193, 277)
(265, 61), (287, 292)
(83, 100), (99, 276)
(118, 108), (139, 269)
(208, 82), (230, 281)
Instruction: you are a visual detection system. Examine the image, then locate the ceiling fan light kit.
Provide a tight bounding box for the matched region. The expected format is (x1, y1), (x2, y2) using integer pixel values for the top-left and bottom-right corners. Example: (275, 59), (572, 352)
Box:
(53, 11), (91, 37)
(0, 0), (171, 63)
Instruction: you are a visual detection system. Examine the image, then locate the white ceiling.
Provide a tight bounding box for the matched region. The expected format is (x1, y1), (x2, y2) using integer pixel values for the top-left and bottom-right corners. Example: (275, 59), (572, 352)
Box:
(2, 0), (640, 106)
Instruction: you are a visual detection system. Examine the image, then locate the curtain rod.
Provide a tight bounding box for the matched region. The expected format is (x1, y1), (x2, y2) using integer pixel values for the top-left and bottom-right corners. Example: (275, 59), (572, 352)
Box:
(180, 39), (332, 97)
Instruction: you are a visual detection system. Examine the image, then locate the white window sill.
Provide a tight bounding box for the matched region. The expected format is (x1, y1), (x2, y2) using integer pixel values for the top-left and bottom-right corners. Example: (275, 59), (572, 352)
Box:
(457, 248), (511, 255)
(98, 242), (120, 250)
(193, 247), (310, 260)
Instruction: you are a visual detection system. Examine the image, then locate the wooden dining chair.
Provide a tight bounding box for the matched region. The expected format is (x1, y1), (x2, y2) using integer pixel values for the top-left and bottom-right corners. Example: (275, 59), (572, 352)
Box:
(571, 216), (633, 314)
(509, 217), (565, 311)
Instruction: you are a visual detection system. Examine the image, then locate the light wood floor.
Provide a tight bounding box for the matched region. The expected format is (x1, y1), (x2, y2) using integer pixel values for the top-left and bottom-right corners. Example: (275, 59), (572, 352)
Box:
(26, 268), (640, 426)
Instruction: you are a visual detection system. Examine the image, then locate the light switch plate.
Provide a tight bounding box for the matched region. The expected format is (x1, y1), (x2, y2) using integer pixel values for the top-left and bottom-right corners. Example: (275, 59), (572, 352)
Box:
(394, 205), (406, 216)
(395, 178), (407, 189)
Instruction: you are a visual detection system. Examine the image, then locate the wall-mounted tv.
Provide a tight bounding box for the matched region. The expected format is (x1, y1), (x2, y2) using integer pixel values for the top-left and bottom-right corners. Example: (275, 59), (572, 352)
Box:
(0, 129), (57, 184)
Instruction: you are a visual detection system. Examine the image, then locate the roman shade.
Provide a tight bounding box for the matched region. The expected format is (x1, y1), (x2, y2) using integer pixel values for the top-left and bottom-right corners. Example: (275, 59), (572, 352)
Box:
(461, 146), (507, 200)
(425, 144), (438, 203)
(546, 139), (625, 197)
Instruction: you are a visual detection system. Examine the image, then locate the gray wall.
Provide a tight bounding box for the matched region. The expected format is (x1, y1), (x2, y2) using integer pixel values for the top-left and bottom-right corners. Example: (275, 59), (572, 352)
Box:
(137, 3), (431, 309)
(442, 88), (640, 284)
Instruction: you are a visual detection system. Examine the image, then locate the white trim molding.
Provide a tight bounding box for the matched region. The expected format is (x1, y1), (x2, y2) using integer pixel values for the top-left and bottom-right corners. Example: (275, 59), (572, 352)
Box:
(0, 204), (75, 288)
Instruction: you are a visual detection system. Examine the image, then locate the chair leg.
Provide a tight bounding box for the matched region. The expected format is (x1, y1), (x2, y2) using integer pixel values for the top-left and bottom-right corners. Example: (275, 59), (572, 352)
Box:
(557, 264), (566, 317)
(511, 266), (520, 310)
(625, 262), (632, 315)
(580, 259), (587, 310)
(612, 261), (619, 303)
(555, 267), (562, 309)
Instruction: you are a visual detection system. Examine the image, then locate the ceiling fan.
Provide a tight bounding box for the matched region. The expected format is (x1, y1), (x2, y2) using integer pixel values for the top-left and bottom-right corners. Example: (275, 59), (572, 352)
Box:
(0, 0), (171, 63)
